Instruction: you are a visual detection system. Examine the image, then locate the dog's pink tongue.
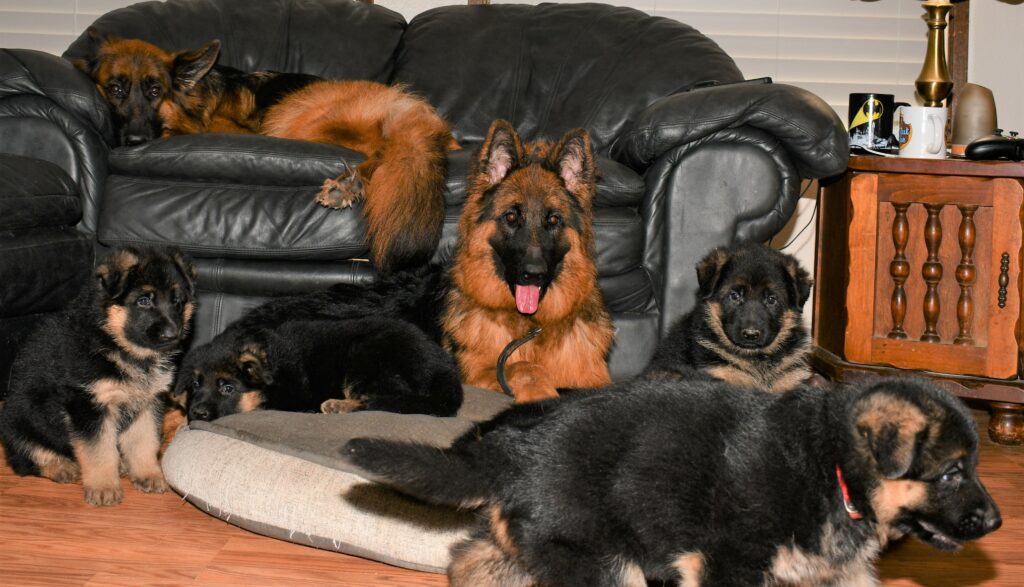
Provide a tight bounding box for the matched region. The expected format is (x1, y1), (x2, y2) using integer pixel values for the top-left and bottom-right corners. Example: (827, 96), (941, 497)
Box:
(515, 285), (540, 315)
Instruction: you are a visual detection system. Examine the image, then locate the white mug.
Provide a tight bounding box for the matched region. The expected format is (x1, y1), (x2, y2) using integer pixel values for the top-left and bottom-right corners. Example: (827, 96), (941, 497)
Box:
(897, 106), (947, 159)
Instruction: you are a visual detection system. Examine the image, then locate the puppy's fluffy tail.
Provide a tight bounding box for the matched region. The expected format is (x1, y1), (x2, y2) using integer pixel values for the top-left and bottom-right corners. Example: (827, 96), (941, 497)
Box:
(344, 438), (489, 507)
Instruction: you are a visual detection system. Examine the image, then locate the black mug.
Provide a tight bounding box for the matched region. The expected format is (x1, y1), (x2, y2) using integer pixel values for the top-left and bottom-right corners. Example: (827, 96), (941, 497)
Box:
(848, 93), (901, 151)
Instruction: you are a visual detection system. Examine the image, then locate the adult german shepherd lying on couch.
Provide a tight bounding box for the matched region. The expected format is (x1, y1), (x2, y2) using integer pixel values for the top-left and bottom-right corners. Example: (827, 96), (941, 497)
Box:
(347, 377), (1001, 586)
(71, 30), (456, 272)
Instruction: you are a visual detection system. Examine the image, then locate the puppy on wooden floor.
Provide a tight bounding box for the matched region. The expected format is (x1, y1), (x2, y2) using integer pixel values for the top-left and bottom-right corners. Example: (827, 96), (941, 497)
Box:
(0, 247), (196, 506)
(643, 242), (813, 392)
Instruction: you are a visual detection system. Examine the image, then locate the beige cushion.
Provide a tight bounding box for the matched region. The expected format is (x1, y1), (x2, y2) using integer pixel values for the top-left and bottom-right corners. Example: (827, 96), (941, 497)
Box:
(161, 386), (511, 573)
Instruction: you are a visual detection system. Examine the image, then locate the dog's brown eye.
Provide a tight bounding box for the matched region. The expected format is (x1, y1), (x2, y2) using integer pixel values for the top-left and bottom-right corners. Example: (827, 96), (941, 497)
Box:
(504, 211), (518, 225)
(547, 213), (561, 227)
(136, 295), (153, 308)
(764, 293), (778, 306)
(146, 85), (161, 99)
(728, 290), (742, 302)
(219, 382), (235, 396)
(107, 84), (125, 99)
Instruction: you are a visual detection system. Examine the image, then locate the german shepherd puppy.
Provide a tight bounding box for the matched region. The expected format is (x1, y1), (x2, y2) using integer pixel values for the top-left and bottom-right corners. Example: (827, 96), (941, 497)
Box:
(443, 120), (614, 403)
(180, 317), (462, 422)
(0, 247), (196, 506)
(643, 242), (813, 392)
(71, 31), (456, 272)
(347, 377), (1001, 586)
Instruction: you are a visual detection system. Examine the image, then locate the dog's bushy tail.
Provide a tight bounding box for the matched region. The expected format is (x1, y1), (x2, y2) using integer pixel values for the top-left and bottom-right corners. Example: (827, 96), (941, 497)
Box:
(344, 438), (490, 507)
(364, 96), (454, 273)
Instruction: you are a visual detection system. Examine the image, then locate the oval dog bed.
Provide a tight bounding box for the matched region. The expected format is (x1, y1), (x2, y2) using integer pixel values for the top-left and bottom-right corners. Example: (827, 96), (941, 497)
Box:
(162, 386), (511, 573)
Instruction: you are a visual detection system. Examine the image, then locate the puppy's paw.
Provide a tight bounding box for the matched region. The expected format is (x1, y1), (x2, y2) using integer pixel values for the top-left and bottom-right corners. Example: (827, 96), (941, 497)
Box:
(321, 398), (363, 414)
(84, 484), (124, 507)
(316, 172), (364, 209)
(40, 459), (81, 484)
(132, 473), (168, 494)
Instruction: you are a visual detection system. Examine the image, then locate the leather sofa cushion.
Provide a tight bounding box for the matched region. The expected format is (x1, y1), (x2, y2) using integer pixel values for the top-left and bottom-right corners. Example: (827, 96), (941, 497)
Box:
(0, 154), (81, 230)
(109, 135), (358, 186)
(0, 228), (92, 318)
(394, 4), (742, 151)
(63, 0), (405, 82)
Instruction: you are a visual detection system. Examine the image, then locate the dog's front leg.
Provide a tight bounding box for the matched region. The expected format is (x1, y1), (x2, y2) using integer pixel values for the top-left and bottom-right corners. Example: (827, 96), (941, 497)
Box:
(72, 414), (123, 506)
(118, 406), (168, 494)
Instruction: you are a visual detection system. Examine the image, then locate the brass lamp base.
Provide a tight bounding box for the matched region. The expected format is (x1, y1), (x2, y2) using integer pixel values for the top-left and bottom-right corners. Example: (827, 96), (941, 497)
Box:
(916, 0), (953, 107)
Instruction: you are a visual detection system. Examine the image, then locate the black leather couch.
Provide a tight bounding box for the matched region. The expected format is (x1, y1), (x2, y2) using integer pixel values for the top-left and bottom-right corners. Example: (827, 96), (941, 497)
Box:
(0, 0), (848, 381)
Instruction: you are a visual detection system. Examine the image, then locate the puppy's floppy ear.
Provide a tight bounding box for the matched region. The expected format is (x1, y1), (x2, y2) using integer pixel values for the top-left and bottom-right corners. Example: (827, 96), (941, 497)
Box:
(851, 384), (929, 479)
(475, 119), (525, 188)
(783, 256), (814, 311)
(96, 247), (141, 299)
(696, 247), (730, 299)
(170, 248), (198, 295)
(238, 344), (271, 386)
(546, 128), (596, 201)
(173, 40), (221, 90)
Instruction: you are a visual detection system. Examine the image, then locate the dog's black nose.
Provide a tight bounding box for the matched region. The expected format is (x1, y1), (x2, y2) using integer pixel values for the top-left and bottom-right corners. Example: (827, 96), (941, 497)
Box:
(742, 328), (762, 341)
(189, 406), (212, 421)
(520, 263), (547, 284)
(123, 134), (147, 146)
(156, 325), (179, 342)
(983, 507), (1002, 533)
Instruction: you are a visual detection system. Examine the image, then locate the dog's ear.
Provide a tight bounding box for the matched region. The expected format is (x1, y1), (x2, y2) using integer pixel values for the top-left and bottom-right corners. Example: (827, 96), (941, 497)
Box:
(69, 26), (109, 74)
(546, 128), (596, 200)
(170, 249), (198, 295)
(96, 247), (141, 299)
(696, 247), (730, 299)
(238, 344), (271, 386)
(475, 119), (525, 187)
(783, 256), (814, 311)
(173, 40), (221, 90)
(852, 385), (930, 479)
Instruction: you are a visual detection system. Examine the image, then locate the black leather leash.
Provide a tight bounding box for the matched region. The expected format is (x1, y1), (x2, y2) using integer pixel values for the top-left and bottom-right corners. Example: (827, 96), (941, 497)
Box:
(496, 326), (543, 398)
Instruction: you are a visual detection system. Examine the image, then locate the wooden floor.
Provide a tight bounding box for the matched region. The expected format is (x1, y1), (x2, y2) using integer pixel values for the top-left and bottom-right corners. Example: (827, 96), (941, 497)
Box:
(0, 406), (1021, 586)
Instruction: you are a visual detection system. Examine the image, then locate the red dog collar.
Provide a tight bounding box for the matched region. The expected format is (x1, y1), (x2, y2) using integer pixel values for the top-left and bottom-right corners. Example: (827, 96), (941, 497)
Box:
(836, 465), (863, 520)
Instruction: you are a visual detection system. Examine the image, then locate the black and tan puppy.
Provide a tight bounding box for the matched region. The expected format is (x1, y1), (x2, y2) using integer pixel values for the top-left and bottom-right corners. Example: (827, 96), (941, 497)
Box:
(181, 316), (462, 422)
(0, 247), (196, 506)
(643, 242), (813, 392)
(347, 377), (1000, 586)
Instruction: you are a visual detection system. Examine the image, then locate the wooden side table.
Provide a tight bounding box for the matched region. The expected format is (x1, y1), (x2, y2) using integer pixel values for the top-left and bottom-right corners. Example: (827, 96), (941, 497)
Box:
(813, 155), (1024, 445)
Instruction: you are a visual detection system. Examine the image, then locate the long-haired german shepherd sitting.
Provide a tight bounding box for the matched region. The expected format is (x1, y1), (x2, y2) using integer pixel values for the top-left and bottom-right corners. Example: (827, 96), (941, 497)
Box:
(347, 377), (1001, 585)
(70, 29), (456, 272)
(0, 247), (196, 506)
(443, 119), (614, 403)
(643, 242), (813, 392)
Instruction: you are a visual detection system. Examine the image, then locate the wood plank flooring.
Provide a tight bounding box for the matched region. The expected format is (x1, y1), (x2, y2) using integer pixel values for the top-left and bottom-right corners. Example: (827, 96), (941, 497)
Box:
(1, 406), (1020, 586)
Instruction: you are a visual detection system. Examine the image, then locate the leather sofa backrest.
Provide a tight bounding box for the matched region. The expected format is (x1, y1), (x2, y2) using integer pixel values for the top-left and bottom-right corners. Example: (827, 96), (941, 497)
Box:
(392, 3), (743, 152)
(63, 0), (406, 82)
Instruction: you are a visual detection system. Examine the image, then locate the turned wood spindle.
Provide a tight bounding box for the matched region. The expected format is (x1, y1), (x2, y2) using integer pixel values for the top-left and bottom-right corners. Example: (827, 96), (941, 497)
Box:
(954, 205), (977, 344)
(888, 203), (911, 339)
(921, 204), (943, 343)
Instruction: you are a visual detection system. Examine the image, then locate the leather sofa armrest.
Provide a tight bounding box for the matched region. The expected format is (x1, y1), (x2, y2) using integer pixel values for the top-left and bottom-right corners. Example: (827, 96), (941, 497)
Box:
(0, 49), (111, 235)
(638, 127), (807, 334)
(611, 82), (849, 180)
(0, 49), (112, 143)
